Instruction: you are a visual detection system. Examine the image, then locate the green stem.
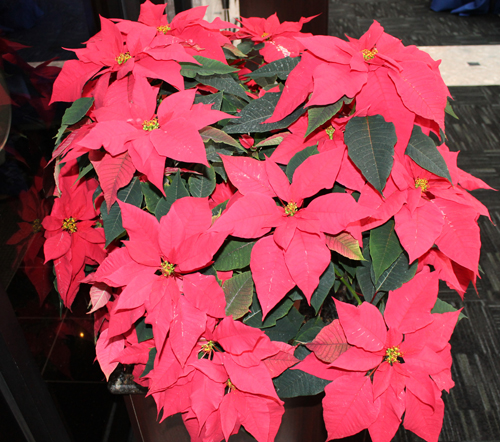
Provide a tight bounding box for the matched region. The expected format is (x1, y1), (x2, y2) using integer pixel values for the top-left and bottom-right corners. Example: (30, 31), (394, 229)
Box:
(334, 267), (362, 306)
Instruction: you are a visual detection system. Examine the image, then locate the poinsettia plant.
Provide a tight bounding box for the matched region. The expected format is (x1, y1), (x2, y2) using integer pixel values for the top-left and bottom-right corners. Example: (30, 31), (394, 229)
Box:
(42, 2), (493, 441)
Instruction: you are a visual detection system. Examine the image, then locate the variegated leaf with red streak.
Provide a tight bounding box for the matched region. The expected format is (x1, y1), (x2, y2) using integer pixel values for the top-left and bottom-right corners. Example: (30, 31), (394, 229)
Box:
(88, 282), (112, 314)
(306, 319), (350, 363)
(325, 232), (364, 261)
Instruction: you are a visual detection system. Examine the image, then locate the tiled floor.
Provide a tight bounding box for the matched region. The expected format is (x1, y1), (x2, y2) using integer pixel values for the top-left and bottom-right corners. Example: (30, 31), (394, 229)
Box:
(1, 1), (500, 442)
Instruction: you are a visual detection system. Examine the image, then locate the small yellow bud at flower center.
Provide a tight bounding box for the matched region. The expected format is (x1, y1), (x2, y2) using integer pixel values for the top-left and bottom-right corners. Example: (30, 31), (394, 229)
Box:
(201, 340), (216, 354)
(325, 125), (335, 140)
(361, 48), (378, 61)
(385, 346), (402, 365)
(285, 201), (298, 216)
(161, 260), (175, 277)
(32, 218), (42, 233)
(226, 379), (236, 391)
(261, 32), (269, 39)
(157, 25), (172, 34)
(415, 178), (429, 192)
(143, 117), (160, 131)
(62, 217), (77, 233)
(115, 52), (131, 65)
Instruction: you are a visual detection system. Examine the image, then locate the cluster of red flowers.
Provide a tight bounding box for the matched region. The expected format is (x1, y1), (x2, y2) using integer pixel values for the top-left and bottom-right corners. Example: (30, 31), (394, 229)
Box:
(39, 2), (492, 441)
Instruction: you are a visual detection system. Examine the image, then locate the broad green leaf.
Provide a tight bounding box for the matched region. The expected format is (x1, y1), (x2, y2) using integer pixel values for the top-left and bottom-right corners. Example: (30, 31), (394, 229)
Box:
(62, 97), (94, 126)
(247, 57), (300, 80)
(141, 347), (157, 377)
(305, 97), (352, 137)
(223, 271), (254, 319)
(285, 144), (319, 182)
(194, 91), (223, 110)
(243, 293), (294, 329)
(310, 262), (336, 314)
(325, 232), (364, 261)
(55, 97), (94, 145)
(140, 181), (162, 214)
(253, 75), (278, 89)
(101, 177), (143, 247)
(213, 239), (256, 271)
(405, 125), (452, 182)
(374, 252), (418, 293)
(432, 298), (467, 321)
(224, 92), (305, 134)
(264, 307), (304, 343)
(188, 165), (216, 198)
(221, 93), (248, 114)
(237, 40), (256, 55)
(344, 115), (397, 193)
(200, 126), (242, 150)
(370, 220), (403, 282)
(295, 316), (325, 343)
(155, 171), (189, 221)
(180, 56), (238, 78)
(196, 73), (249, 101)
(136, 317), (154, 342)
(273, 347), (330, 398)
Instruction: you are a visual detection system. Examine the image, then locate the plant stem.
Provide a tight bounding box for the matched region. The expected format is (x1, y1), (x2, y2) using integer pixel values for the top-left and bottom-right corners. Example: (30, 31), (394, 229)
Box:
(334, 267), (362, 305)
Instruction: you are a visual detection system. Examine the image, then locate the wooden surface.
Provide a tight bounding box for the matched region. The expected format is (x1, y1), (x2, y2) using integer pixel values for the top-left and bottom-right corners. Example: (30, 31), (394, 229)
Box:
(239, 0), (329, 35)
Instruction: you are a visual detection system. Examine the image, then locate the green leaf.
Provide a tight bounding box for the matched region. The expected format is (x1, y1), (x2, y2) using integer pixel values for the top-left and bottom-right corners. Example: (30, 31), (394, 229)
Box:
(200, 126), (242, 150)
(101, 177), (143, 247)
(325, 232), (365, 261)
(370, 220), (403, 282)
(295, 316), (325, 343)
(344, 115), (397, 193)
(247, 57), (300, 80)
(405, 125), (452, 182)
(211, 199), (228, 217)
(273, 348), (330, 398)
(135, 317), (154, 342)
(223, 271), (254, 319)
(243, 293), (294, 329)
(76, 157), (94, 182)
(62, 97), (94, 126)
(213, 239), (256, 271)
(445, 100), (458, 119)
(305, 97), (352, 137)
(188, 165), (216, 198)
(194, 91), (223, 110)
(140, 181), (162, 214)
(432, 298), (467, 321)
(310, 262), (336, 314)
(55, 97), (94, 146)
(155, 171), (189, 221)
(264, 307), (303, 343)
(223, 92), (305, 134)
(356, 237), (375, 300)
(196, 73), (249, 101)
(374, 252), (418, 293)
(141, 347), (157, 377)
(285, 144), (319, 182)
(237, 39), (256, 55)
(180, 56), (238, 78)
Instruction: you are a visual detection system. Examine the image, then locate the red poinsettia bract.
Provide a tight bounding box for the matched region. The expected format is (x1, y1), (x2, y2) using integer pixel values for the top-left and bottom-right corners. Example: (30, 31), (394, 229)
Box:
(42, 166), (106, 307)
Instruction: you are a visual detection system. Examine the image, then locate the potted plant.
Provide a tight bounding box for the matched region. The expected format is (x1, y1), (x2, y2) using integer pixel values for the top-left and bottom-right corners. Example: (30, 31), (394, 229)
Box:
(42, 1), (493, 441)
